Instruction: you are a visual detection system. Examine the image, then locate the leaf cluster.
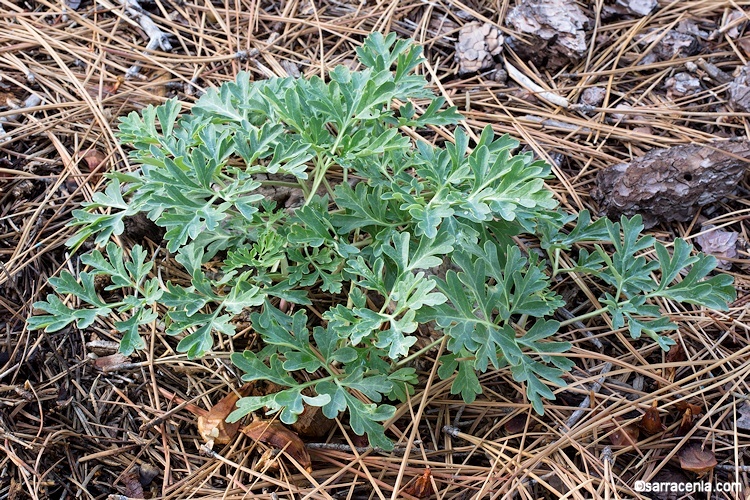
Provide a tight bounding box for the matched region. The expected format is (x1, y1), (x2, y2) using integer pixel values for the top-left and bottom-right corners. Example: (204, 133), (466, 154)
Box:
(29, 33), (735, 449)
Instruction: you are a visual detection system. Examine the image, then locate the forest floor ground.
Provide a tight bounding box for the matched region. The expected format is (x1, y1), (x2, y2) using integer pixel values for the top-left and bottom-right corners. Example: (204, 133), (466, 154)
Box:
(1, 0), (750, 498)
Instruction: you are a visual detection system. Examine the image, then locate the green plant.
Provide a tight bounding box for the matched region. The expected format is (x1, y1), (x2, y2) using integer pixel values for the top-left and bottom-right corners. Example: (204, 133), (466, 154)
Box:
(28, 33), (736, 450)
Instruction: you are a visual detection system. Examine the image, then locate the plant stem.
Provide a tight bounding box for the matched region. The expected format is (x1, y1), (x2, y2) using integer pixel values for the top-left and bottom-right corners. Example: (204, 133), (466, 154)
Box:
(395, 337), (443, 367)
(559, 306), (609, 327)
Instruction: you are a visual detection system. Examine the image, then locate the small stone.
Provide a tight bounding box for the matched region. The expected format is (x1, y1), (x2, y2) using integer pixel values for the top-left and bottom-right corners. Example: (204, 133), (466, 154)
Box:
(492, 65), (508, 83)
(580, 86), (606, 107)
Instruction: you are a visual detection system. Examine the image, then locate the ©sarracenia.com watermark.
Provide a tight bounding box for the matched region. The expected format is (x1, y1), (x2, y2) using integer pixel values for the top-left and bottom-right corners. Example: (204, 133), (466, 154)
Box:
(634, 480), (742, 494)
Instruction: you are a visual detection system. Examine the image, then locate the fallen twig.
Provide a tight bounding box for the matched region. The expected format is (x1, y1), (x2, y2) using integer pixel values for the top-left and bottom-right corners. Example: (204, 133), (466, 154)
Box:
(556, 307), (605, 349)
(523, 115), (592, 134)
(504, 59), (569, 109)
(0, 94), (42, 142)
(306, 441), (422, 455)
(561, 362), (613, 431)
(690, 58), (732, 84)
(116, 0), (172, 79)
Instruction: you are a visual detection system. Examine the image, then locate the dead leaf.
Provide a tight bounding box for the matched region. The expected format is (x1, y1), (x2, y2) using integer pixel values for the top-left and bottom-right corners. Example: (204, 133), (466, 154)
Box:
(736, 402), (750, 431)
(639, 401), (664, 435)
(158, 387), (207, 420)
(241, 420), (311, 472)
(242, 380), (334, 438)
(256, 448), (281, 472)
(82, 149), (106, 172)
(93, 353), (129, 369)
(674, 401), (702, 416)
(149, 71), (173, 100)
(739, 37), (750, 58)
(197, 383), (253, 444)
(675, 406), (694, 436)
(122, 469), (145, 498)
(678, 442), (717, 476)
(649, 468), (693, 500)
(290, 403), (335, 438)
(666, 343), (687, 364)
(695, 225), (739, 269)
(723, 9), (746, 39)
(504, 414), (528, 435)
(8, 478), (22, 500)
(403, 468), (434, 498)
(608, 419), (640, 447)
(138, 463), (159, 486)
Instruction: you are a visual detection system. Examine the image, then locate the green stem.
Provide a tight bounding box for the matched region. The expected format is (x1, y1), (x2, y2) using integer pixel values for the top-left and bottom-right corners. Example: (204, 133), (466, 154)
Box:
(395, 337), (444, 367)
(558, 306), (608, 327)
(305, 123), (349, 207)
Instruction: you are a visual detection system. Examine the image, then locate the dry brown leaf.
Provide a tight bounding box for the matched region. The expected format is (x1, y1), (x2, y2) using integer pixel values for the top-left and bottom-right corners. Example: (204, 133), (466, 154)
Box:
(649, 468), (693, 500)
(290, 403), (335, 438)
(93, 353), (129, 369)
(122, 469), (145, 498)
(678, 442), (717, 476)
(158, 387), (207, 420)
(504, 414), (528, 435)
(149, 71), (173, 100)
(666, 343), (687, 364)
(198, 383), (253, 444)
(256, 448), (281, 472)
(608, 420), (640, 447)
(403, 468), (434, 498)
(241, 420), (311, 472)
(675, 406), (694, 437)
(82, 149), (106, 172)
(639, 401), (664, 435)
(674, 401), (702, 416)
(240, 380), (334, 438)
(739, 37), (750, 57)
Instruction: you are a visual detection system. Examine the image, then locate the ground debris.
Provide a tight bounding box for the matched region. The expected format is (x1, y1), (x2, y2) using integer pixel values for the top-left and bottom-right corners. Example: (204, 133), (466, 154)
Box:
(121, 469), (145, 498)
(665, 72), (701, 99)
(695, 225), (740, 269)
(241, 420), (312, 472)
(737, 402), (750, 430)
(580, 86), (606, 107)
(646, 469), (694, 500)
(676, 19), (711, 39)
(505, 0), (589, 71)
(723, 9), (747, 39)
(455, 22), (503, 74)
(592, 141), (750, 227)
(728, 63), (750, 111)
(637, 29), (700, 65)
(603, 0), (657, 18)
(678, 442), (717, 476)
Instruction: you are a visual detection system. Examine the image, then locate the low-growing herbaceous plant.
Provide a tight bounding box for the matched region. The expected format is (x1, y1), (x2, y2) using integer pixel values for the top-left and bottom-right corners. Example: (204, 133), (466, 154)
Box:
(28, 33), (736, 450)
